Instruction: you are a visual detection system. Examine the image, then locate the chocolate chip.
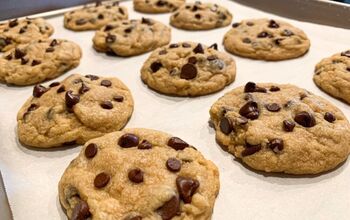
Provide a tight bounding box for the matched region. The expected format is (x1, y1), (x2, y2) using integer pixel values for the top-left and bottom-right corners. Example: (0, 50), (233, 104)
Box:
(207, 55), (217, 61)
(156, 0), (166, 6)
(101, 80), (112, 87)
(119, 7), (125, 15)
(79, 83), (90, 94)
(193, 43), (204, 54)
(195, 14), (201, 19)
(188, 56), (197, 64)
(46, 47), (54, 53)
(100, 101), (113, 109)
(33, 85), (48, 98)
(209, 43), (218, 50)
(270, 86), (280, 92)
(128, 168), (144, 183)
(274, 38), (283, 45)
(138, 140), (152, 149)
(73, 78), (82, 84)
(268, 19), (279, 28)
(14, 48), (26, 59)
(242, 143), (261, 157)
(341, 50), (350, 58)
(5, 54), (12, 60)
(242, 38), (251, 44)
(27, 103), (38, 112)
(65, 91), (80, 108)
(57, 85), (65, 93)
(128, 216), (142, 220)
(19, 27), (26, 34)
(282, 29), (294, 37)
(8, 19), (18, 28)
(169, 43), (179, 48)
(283, 120), (295, 132)
(150, 62), (163, 73)
(50, 39), (58, 47)
(220, 117), (232, 135)
(124, 27), (132, 33)
(85, 143), (98, 158)
(119, 133), (139, 148)
(268, 139), (284, 153)
(239, 101), (259, 120)
(180, 63), (197, 80)
(346, 67), (350, 72)
(324, 112), (336, 123)
(159, 50), (167, 55)
(141, 17), (152, 25)
(167, 137), (189, 150)
(265, 103), (281, 112)
(166, 158), (181, 172)
(49, 82), (60, 87)
(104, 25), (114, 31)
(75, 18), (87, 25)
(156, 195), (180, 220)
(192, 5), (198, 11)
(20, 57), (28, 65)
(94, 172), (110, 188)
(257, 32), (271, 38)
(176, 176), (199, 203)
(244, 82), (267, 93)
(246, 21), (254, 26)
(85, 74), (99, 80)
(182, 43), (191, 48)
(294, 111), (316, 127)
(106, 34), (116, 43)
(232, 22), (240, 28)
(71, 200), (91, 220)
(97, 14), (104, 19)
(112, 95), (123, 102)
(31, 60), (41, 66)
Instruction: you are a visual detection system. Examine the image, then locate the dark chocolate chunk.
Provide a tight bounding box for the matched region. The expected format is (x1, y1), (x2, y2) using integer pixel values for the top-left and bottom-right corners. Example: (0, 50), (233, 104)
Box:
(294, 111), (316, 127)
(71, 200), (91, 220)
(33, 85), (48, 98)
(169, 43), (179, 48)
(150, 62), (163, 73)
(244, 82), (267, 93)
(141, 17), (152, 25)
(232, 22), (240, 28)
(220, 117), (232, 135)
(270, 86), (280, 92)
(209, 43), (218, 50)
(156, 195), (180, 220)
(46, 47), (54, 53)
(193, 43), (204, 54)
(14, 48), (26, 59)
(176, 176), (199, 203)
(340, 50), (350, 58)
(100, 101), (113, 109)
(138, 140), (152, 149)
(324, 112), (336, 123)
(268, 19), (279, 28)
(101, 80), (112, 87)
(239, 101), (259, 120)
(65, 91), (80, 108)
(180, 63), (197, 80)
(182, 43), (191, 48)
(105, 34), (116, 43)
(31, 60), (41, 66)
(241, 143), (261, 157)
(167, 137), (189, 150)
(118, 133), (139, 148)
(113, 95), (124, 102)
(50, 39), (58, 47)
(283, 120), (295, 132)
(268, 138), (284, 153)
(188, 56), (197, 64)
(94, 172), (110, 188)
(8, 19), (18, 28)
(265, 103), (281, 112)
(57, 85), (65, 93)
(85, 143), (98, 158)
(85, 74), (99, 80)
(128, 168), (144, 183)
(166, 158), (181, 172)
(49, 82), (60, 87)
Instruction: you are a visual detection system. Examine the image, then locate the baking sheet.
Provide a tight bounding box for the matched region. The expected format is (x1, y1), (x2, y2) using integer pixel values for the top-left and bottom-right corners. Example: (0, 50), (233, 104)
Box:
(0, 0), (350, 219)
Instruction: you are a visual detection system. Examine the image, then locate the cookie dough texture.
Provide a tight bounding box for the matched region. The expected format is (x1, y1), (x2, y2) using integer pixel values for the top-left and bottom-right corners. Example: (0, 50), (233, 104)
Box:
(170, 2), (232, 30)
(134, 0), (185, 13)
(0, 17), (53, 52)
(0, 39), (82, 85)
(64, 1), (128, 31)
(210, 82), (350, 174)
(223, 18), (310, 60)
(17, 74), (134, 148)
(93, 18), (171, 56)
(141, 42), (236, 96)
(313, 50), (350, 104)
(59, 128), (220, 220)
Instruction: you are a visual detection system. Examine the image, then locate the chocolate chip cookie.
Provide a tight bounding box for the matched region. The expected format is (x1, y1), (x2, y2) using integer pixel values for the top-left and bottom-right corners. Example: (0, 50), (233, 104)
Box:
(0, 39), (82, 86)
(93, 18), (171, 57)
(64, 1), (128, 31)
(223, 19), (310, 60)
(17, 74), (134, 148)
(0, 18), (53, 52)
(313, 50), (350, 104)
(170, 1), (232, 30)
(134, 0), (185, 13)
(59, 128), (220, 220)
(210, 82), (350, 174)
(141, 42), (236, 96)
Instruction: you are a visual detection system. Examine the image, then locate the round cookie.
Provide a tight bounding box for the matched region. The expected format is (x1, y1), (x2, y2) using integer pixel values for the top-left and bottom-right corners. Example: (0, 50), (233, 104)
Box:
(141, 42), (236, 96)
(210, 82), (350, 174)
(59, 128), (219, 220)
(0, 39), (82, 86)
(170, 2), (232, 30)
(313, 50), (350, 104)
(93, 18), (171, 57)
(0, 17), (53, 52)
(223, 19), (310, 60)
(17, 74), (134, 148)
(134, 0), (185, 13)
(64, 1), (128, 31)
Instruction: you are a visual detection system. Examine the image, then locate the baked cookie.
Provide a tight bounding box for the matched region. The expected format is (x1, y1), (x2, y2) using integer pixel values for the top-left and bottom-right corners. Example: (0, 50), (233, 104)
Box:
(313, 50), (350, 104)
(0, 17), (53, 52)
(17, 74), (133, 148)
(170, 2), (232, 30)
(141, 42), (236, 96)
(210, 82), (350, 174)
(134, 0), (185, 13)
(223, 19), (310, 60)
(59, 128), (220, 220)
(64, 1), (128, 31)
(93, 18), (171, 57)
(0, 39), (82, 86)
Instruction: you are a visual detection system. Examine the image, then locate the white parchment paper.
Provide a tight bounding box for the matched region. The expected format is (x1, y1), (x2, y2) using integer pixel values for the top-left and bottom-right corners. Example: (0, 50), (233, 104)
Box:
(0, 0), (350, 219)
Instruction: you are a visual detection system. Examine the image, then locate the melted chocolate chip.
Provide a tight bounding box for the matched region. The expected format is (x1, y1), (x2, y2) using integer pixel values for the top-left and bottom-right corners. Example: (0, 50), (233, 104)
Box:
(75, 18), (87, 25)
(21, 57), (28, 65)
(265, 103), (281, 112)
(119, 133), (139, 148)
(232, 22), (240, 28)
(156, 195), (180, 220)
(85, 143), (98, 158)
(65, 91), (80, 108)
(71, 200), (91, 220)
(220, 117), (232, 135)
(193, 43), (204, 54)
(138, 140), (152, 149)
(105, 34), (116, 43)
(257, 31), (271, 38)
(49, 82), (60, 87)
(283, 120), (295, 132)
(176, 176), (199, 203)
(167, 137), (189, 150)
(188, 56), (197, 64)
(241, 143), (261, 156)
(239, 101), (259, 120)
(166, 158), (181, 172)
(31, 60), (41, 66)
(270, 86), (280, 92)
(324, 112), (336, 123)
(182, 43), (191, 48)
(294, 111), (316, 127)
(150, 62), (163, 73)
(101, 80), (112, 87)
(209, 43), (218, 50)
(79, 83), (90, 94)
(14, 48), (26, 59)
(180, 63), (197, 80)
(57, 85), (65, 93)
(33, 85), (48, 98)
(244, 82), (267, 93)
(128, 168), (144, 183)
(100, 101), (113, 109)
(94, 172), (110, 188)
(169, 43), (179, 48)
(268, 138), (284, 153)
(268, 19), (279, 28)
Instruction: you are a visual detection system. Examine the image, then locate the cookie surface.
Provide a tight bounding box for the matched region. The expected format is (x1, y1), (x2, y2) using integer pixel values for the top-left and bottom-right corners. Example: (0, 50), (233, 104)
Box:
(64, 1), (128, 31)
(59, 128), (220, 220)
(0, 39), (82, 85)
(134, 0), (185, 13)
(313, 50), (350, 104)
(17, 74), (133, 148)
(93, 18), (171, 57)
(223, 19), (310, 60)
(141, 42), (236, 96)
(170, 2), (232, 30)
(210, 82), (350, 174)
(0, 18), (53, 52)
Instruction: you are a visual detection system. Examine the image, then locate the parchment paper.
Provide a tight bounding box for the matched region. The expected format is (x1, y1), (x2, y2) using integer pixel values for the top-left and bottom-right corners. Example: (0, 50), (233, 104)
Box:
(0, 1), (350, 219)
